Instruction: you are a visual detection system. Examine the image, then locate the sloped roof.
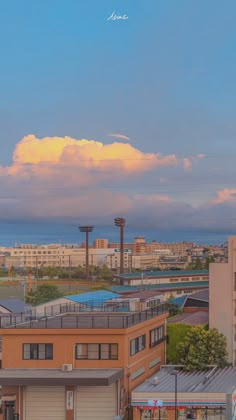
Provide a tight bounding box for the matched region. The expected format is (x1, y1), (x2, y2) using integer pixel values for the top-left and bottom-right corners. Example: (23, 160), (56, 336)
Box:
(111, 281), (209, 293)
(187, 289), (209, 302)
(124, 290), (162, 299)
(65, 290), (121, 306)
(115, 269), (209, 280)
(168, 311), (209, 326)
(0, 299), (30, 313)
(132, 366), (236, 394)
(170, 295), (187, 308)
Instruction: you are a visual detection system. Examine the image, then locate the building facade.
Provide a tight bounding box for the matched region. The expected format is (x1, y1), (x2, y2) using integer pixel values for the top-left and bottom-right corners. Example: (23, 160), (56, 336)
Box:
(131, 367), (236, 420)
(115, 270), (209, 287)
(209, 236), (236, 364)
(0, 301), (168, 420)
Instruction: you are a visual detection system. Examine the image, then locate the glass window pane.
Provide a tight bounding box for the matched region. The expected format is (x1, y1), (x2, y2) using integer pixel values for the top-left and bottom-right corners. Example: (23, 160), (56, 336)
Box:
(45, 344), (53, 360)
(23, 344), (30, 359)
(76, 344), (88, 359)
(110, 344), (118, 359)
(88, 344), (99, 359)
(30, 344), (38, 359)
(38, 344), (46, 359)
(100, 344), (109, 359)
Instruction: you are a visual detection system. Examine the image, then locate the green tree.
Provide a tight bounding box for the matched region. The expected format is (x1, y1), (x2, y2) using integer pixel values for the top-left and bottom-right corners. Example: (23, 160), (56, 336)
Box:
(25, 283), (62, 305)
(176, 327), (229, 371)
(167, 323), (193, 364)
(204, 256), (215, 270)
(194, 257), (203, 270)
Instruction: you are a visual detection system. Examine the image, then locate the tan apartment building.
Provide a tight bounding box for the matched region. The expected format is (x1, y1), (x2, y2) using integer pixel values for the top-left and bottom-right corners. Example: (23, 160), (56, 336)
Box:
(0, 301), (168, 420)
(109, 239), (193, 256)
(209, 236), (236, 364)
(93, 238), (109, 248)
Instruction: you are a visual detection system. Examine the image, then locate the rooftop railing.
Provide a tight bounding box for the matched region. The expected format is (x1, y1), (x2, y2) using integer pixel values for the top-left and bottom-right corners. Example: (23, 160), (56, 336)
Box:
(0, 302), (169, 329)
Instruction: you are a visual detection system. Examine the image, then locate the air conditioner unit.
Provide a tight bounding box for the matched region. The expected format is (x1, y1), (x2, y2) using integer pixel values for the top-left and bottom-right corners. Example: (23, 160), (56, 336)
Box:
(62, 364), (73, 372)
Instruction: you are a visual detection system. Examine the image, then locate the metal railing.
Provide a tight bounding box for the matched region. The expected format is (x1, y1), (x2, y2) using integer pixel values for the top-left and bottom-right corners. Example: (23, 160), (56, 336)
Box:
(0, 303), (169, 329)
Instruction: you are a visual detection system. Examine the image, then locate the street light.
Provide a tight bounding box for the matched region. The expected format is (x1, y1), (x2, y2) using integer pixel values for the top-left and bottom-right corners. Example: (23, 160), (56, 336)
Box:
(170, 370), (178, 420)
(114, 217), (126, 279)
(78, 226), (94, 281)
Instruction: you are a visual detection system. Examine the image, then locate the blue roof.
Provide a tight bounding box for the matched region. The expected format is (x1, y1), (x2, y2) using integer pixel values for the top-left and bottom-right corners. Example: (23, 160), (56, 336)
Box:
(65, 290), (121, 306)
(170, 295), (188, 308)
(0, 298), (30, 313)
(115, 269), (209, 279)
(110, 281), (209, 293)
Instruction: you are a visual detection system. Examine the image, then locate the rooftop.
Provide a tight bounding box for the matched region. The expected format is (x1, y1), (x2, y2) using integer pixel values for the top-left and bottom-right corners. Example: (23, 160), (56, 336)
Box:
(115, 269), (209, 280)
(110, 281), (209, 293)
(0, 302), (169, 329)
(168, 311), (209, 326)
(123, 290), (162, 300)
(65, 290), (121, 306)
(170, 289), (209, 308)
(132, 366), (236, 395)
(187, 289), (209, 302)
(0, 299), (30, 314)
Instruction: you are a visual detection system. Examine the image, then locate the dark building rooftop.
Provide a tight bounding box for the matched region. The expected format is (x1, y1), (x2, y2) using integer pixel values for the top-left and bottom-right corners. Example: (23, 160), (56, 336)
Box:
(168, 310), (209, 326)
(0, 302), (169, 329)
(115, 269), (209, 281)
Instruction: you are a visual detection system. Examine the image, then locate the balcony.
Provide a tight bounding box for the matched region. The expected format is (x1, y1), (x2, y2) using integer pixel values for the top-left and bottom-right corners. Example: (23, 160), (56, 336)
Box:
(0, 303), (169, 329)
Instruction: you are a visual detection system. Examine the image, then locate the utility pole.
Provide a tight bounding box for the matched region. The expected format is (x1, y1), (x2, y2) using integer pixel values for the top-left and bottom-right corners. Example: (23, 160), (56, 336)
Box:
(114, 217), (126, 282)
(78, 226), (94, 281)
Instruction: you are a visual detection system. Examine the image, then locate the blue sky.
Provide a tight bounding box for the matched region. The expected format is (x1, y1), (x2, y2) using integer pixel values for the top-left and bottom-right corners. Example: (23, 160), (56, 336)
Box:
(0, 0), (236, 231)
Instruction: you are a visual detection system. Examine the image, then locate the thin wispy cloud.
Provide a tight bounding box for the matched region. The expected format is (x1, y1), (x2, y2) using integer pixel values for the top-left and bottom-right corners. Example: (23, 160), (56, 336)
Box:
(107, 133), (130, 141)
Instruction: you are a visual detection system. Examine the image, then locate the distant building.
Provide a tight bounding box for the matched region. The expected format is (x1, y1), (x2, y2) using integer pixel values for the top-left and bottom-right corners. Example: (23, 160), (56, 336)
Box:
(114, 269), (209, 287)
(93, 238), (109, 249)
(111, 279), (209, 300)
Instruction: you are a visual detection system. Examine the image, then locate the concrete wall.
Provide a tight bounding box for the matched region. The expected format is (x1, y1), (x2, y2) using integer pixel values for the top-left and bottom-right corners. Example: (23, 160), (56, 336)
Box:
(209, 262), (232, 362)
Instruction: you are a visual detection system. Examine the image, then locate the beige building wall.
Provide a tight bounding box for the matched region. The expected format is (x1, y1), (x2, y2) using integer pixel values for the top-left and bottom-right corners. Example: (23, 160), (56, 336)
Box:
(93, 239), (109, 248)
(209, 236), (236, 364)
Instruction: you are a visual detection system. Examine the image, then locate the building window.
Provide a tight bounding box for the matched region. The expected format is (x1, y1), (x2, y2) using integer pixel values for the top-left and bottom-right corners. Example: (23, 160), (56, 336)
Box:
(130, 335), (146, 356)
(23, 344), (53, 360)
(75, 343), (118, 360)
(150, 325), (165, 347)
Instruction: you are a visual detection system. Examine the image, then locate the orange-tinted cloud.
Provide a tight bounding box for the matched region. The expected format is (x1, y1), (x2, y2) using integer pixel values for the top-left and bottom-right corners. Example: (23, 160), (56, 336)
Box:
(212, 188), (236, 204)
(182, 154), (205, 171)
(0, 134), (209, 224)
(12, 134), (179, 174)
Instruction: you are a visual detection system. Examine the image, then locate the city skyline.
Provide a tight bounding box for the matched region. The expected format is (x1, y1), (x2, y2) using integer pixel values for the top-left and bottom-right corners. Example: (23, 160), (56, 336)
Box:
(0, 1), (236, 231)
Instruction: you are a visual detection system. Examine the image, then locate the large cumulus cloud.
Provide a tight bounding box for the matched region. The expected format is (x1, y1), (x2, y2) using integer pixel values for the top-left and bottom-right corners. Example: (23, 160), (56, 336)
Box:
(1, 133), (234, 231)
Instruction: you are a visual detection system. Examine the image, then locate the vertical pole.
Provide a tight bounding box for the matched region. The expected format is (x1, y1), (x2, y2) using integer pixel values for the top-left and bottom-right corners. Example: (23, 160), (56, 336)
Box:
(35, 256), (38, 288)
(175, 373), (178, 420)
(86, 230), (89, 281)
(120, 223), (124, 274)
(69, 255), (71, 291)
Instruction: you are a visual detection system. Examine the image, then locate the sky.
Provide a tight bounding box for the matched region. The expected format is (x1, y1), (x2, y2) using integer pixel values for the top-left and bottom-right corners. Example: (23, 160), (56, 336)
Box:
(1, 0), (236, 232)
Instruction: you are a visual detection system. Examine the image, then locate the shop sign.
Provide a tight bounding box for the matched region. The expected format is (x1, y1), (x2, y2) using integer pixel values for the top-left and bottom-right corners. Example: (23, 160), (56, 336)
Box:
(66, 390), (74, 410)
(148, 399), (163, 407)
(232, 389), (236, 420)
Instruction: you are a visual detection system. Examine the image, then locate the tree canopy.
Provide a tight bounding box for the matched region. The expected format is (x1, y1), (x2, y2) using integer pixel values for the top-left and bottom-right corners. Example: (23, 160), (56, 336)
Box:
(25, 283), (62, 305)
(176, 326), (229, 371)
